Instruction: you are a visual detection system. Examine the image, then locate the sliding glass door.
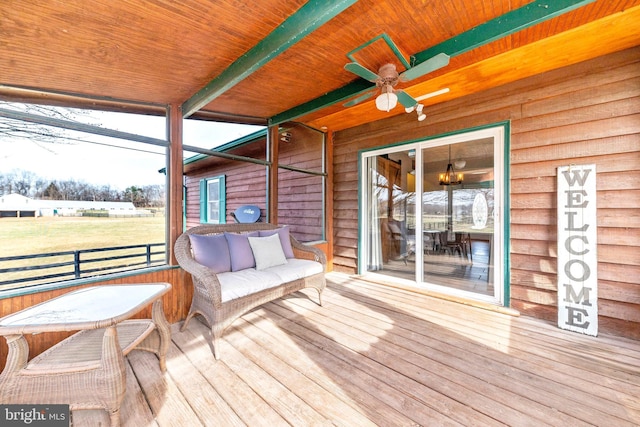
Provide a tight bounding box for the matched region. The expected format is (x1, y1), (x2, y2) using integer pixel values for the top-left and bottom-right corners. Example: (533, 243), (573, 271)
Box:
(360, 124), (508, 306)
(363, 149), (416, 279)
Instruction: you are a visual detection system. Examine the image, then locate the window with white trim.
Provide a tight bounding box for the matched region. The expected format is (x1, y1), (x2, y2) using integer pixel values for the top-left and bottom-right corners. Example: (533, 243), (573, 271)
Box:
(200, 175), (226, 224)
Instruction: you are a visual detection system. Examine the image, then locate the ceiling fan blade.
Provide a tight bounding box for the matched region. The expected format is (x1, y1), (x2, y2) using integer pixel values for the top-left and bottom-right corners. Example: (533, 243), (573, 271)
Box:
(399, 53), (450, 81)
(344, 62), (380, 82)
(343, 90), (376, 107)
(396, 90), (417, 108)
(414, 87), (450, 102)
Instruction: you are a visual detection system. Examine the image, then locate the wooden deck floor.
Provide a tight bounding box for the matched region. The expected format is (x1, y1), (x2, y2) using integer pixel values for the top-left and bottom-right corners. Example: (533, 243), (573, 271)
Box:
(73, 273), (640, 426)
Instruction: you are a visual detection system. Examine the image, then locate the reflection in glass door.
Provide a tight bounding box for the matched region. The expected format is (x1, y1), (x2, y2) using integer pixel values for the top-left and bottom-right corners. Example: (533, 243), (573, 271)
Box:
(421, 138), (495, 298)
(361, 125), (506, 305)
(363, 150), (416, 280)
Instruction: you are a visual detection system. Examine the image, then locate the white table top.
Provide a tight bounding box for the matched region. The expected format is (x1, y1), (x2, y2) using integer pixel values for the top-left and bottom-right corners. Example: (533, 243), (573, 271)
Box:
(0, 283), (171, 335)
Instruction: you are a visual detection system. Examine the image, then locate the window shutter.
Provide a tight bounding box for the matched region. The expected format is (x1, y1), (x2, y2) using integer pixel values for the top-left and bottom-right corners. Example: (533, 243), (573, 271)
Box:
(219, 175), (226, 223)
(199, 179), (206, 223)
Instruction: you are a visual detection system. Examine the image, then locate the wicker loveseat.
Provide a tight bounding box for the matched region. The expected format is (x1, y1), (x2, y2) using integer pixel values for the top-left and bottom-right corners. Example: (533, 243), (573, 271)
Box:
(174, 223), (326, 359)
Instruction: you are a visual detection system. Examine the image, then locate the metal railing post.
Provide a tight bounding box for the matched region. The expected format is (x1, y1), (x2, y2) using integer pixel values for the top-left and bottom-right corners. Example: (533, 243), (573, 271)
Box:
(74, 251), (81, 278)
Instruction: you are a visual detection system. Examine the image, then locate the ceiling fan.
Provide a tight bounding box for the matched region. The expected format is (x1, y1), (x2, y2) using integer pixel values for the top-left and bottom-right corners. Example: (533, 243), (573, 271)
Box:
(343, 52), (450, 116)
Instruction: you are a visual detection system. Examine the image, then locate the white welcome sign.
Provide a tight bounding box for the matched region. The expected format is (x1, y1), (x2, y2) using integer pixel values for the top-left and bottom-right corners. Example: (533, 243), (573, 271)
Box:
(557, 164), (597, 336)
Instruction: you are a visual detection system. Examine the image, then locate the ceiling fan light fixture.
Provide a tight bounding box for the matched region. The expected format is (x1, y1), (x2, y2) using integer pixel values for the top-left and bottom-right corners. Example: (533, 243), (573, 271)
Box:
(375, 84), (397, 112)
(344, 51), (450, 113)
(416, 104), (426, 121)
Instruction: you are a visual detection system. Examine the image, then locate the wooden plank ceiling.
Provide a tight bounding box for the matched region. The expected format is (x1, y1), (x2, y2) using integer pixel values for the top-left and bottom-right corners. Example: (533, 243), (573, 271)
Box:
(1, 0), (640, 132)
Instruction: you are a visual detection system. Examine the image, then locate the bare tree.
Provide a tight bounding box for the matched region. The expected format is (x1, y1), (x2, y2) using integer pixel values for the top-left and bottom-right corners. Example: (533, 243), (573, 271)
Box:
(11, 170), (36, 196)
(0, 171), (16, 195)
(1, 169), (166, 206)
(0, 102), (97, 153)
(142, 184), (166, 207)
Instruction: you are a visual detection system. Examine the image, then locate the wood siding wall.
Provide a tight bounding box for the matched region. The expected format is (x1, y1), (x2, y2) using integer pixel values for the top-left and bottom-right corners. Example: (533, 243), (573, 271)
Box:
(277, 126), (324, 241)
(0, 267), (192, 371)
(185, 158), (267, 229)
(185, 128), (325, 242)
(332, 47), (640, 339)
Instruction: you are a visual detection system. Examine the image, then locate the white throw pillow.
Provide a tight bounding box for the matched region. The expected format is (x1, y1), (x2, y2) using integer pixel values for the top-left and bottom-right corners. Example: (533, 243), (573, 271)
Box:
(248, 234), (288, 270)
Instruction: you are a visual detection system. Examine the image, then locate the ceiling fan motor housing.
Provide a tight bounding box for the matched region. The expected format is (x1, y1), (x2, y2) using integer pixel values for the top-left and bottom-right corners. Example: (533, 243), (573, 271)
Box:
(376, 63), (399, 88)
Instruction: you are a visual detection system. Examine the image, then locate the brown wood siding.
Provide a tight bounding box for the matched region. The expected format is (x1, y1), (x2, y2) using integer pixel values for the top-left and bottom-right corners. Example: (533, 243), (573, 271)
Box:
(332, 46), (640, 339)
(277, 132), (324, 241)
(185, 160), (267, 229)
(185, 127), (326, 243)
(277, 170), (323, 241)
(0, 267), (191, 371)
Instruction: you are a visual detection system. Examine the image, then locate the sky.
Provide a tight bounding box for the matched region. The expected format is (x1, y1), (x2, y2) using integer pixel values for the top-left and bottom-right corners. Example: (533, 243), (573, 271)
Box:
(0, 107), (262, 191)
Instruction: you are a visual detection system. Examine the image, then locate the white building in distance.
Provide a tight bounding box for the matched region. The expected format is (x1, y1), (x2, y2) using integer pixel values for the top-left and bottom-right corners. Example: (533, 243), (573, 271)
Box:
(0, 193), (140, 218)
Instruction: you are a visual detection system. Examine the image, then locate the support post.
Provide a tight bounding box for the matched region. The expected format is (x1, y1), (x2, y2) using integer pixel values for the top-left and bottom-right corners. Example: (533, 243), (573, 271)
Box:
(267, 125), (279, 224)
(325, 130), (334, 271)
(168, 104), (184, 265)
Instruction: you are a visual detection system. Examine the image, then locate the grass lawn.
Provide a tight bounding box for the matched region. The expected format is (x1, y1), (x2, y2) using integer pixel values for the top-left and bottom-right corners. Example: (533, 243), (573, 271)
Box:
(0, 216), (166, 289)
(0, 216), (166, 257)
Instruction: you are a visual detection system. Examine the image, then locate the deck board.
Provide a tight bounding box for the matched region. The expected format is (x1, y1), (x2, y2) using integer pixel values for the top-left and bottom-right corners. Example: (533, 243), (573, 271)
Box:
(264, 297), (506, 426)
(70, 273), (640, 426)
(333, 279), (640, 423)
(270, 295), (589, 427)
(162, 338), (244, 426)
(128, 350), (203, 426)
(223, 320), (380, 426)
(170, 324), (284, 427)
(232, 314), (417, 426)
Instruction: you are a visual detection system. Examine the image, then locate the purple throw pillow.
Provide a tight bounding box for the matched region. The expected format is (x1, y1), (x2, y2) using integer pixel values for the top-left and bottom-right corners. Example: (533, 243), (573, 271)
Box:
(224, 231), (259, 271)
(259, 226), (295, 258)
(188, 234), (231, 273)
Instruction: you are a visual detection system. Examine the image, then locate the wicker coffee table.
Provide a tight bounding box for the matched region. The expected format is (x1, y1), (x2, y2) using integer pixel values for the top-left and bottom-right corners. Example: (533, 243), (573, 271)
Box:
(0, 283), (171, 427)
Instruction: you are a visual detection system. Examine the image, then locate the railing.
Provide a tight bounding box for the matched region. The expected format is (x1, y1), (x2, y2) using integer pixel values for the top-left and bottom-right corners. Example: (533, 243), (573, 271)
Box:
(0, 243), (166, 291)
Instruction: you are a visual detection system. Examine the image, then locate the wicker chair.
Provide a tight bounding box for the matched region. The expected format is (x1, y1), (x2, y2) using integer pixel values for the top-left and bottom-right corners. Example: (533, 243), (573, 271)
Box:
(0, 298), (169, 427)
(174, 223), (326, 359)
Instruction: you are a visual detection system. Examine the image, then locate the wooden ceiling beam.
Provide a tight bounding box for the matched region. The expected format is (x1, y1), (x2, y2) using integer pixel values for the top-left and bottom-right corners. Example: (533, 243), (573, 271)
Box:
(414, 0), (596, 62)
(270, 0), (596, 126)
(0, 84), (167, 116)
(181, 0), (359, 118)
